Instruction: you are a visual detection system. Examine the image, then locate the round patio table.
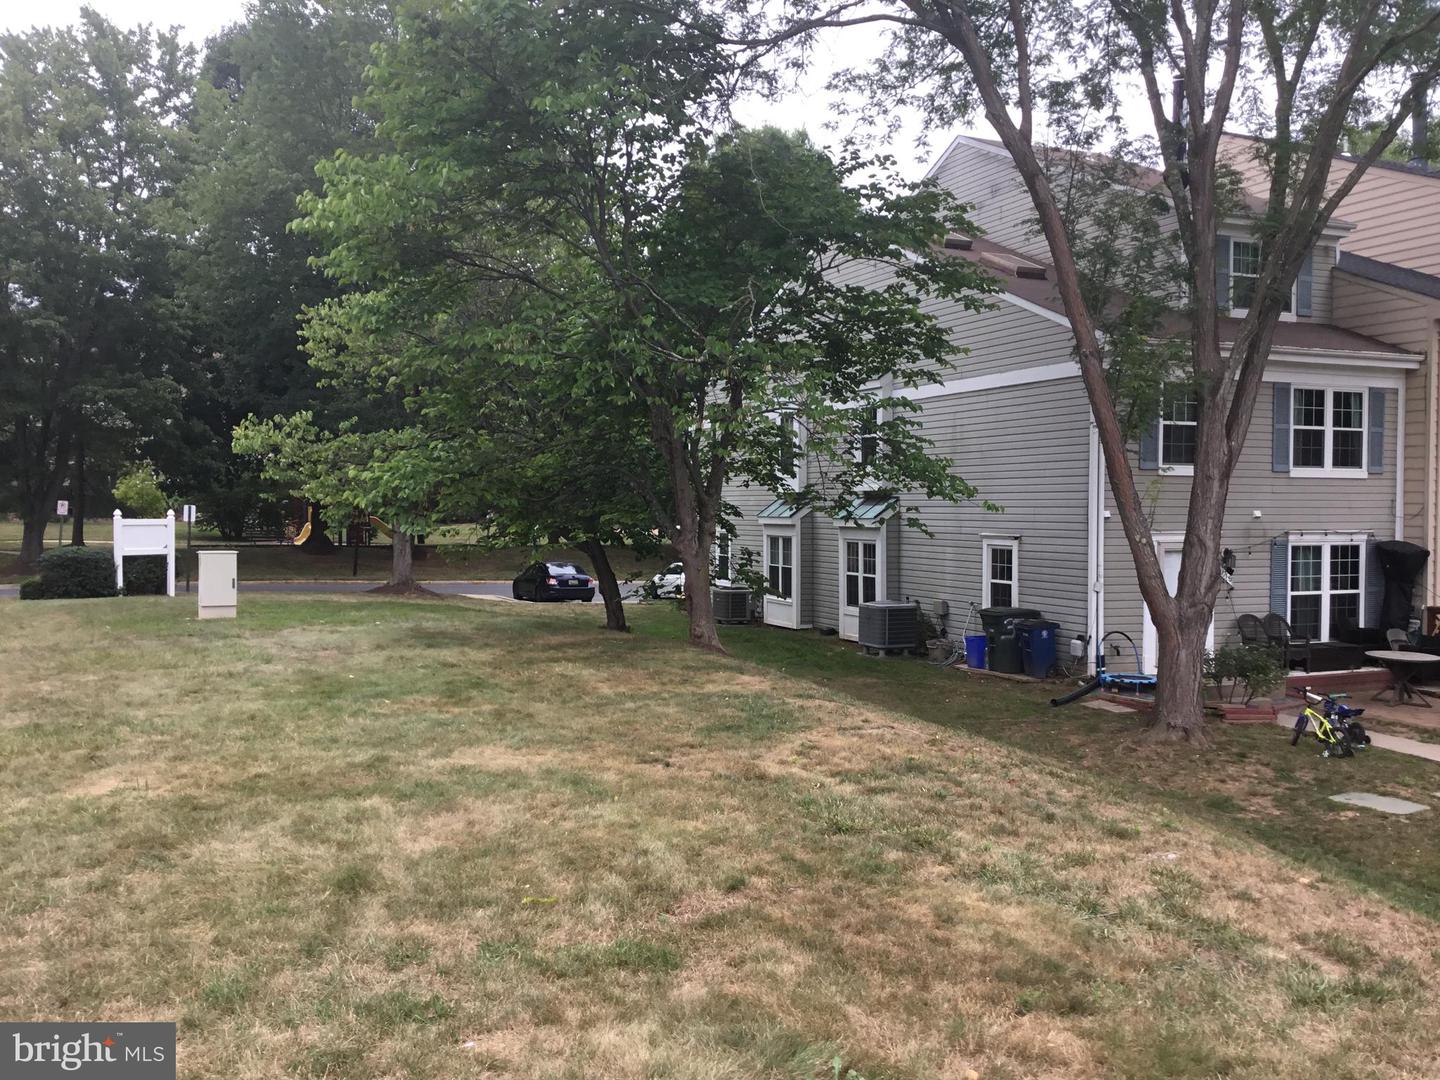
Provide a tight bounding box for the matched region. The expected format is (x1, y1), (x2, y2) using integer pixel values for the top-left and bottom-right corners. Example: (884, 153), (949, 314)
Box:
(1364, 650), (1440, 708)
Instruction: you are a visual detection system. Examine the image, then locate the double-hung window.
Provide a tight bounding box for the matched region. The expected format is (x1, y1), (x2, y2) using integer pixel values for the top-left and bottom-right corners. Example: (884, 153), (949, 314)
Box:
(1159, 384), (1198, 469)
(854, 406), (879, 467)
(1230, 239), (1292, 314)
(712, 535), (731, 582)
(1292, 388), (1365, 475)
(766, 534), (793, 600)
(983, 539), (1018, 608)
(1289, 541), (1362, 640)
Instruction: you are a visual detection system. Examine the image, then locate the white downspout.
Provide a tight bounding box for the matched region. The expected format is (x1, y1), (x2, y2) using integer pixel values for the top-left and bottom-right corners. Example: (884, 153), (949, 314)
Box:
(1087, 417), (1105, 675)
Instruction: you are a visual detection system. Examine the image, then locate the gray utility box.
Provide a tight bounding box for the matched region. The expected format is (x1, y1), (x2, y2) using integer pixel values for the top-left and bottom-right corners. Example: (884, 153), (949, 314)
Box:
(197, 550), (238, 620)
(711, 586), (751, 624)
(858, 600), (919, 654)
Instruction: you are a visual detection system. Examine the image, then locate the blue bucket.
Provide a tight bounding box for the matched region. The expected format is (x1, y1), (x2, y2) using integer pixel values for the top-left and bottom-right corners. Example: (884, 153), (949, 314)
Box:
(964, 634), (987, 669)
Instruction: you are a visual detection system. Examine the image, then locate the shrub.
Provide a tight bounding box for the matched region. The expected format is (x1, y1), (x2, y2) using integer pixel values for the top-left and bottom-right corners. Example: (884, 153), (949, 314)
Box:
(113, 464), (169, 518)
(122, 555), (168, 595)
(22, 547), (118, 600)
(1205, 644), (1286, 704)
(17, 577), (43, 600)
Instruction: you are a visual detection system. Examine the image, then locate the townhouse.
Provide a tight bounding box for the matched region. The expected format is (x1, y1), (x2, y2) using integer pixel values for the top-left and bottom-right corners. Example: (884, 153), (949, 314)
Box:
(722, 134), (1423, 673)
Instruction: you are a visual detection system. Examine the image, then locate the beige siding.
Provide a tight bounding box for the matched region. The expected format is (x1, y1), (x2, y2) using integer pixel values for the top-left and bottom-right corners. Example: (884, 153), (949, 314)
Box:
(1333, 270), (1440, 600)
(1326, 162), (1440, 275)
(1102, 385), (1401, 656)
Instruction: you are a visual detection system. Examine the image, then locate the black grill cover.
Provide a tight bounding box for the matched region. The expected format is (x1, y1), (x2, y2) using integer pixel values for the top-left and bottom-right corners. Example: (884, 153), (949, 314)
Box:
(1376, 540), (1430, 630)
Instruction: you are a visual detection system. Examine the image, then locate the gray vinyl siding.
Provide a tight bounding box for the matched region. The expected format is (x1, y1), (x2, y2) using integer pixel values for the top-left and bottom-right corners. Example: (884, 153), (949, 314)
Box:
(1102, 385), (1400, 652)
(807, 513), (840, 631)
(889, 378), (1092, 644)
(1306, 244), (1337, 323)
(928, 139), (1048, 262)
(915, 296), (1075, 380)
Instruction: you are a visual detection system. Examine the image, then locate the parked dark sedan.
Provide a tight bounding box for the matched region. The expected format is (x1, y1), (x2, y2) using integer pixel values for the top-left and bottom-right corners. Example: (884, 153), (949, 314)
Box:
(512, 561), (597, 602)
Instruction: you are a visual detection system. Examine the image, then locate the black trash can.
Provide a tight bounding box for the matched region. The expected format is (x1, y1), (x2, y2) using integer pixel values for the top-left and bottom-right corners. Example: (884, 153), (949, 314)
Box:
(1016, 619), (1060, 678)
(979, 606), (1042, 674)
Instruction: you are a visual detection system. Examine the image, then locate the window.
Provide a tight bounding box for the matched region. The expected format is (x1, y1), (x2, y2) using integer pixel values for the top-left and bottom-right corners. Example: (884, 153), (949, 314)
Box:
(766, 533), (793, 600)
(1230, 239), (1291, 314)
(1289, 541), (1362, 640)
(983, 539), (1018, 608)
(777, 414), (799, 481)
(854, 406), (879, 467)
(712, 535), (731, 582)
(1160, 384), (1198, 468)
(1292, 388), (1365, 474)
(843, 538), (878, 608)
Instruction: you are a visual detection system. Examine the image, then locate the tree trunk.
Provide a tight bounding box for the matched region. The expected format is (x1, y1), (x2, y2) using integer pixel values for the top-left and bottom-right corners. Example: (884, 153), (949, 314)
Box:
(389, 529), (416, 588)
(19, 512), (47, 570)
(580, 538), (629, 632)
(675, 535), (721, 650)
(652, 409), (724, 652)
(70, 441), (86, 546)
(1150, 608), (1211, 740)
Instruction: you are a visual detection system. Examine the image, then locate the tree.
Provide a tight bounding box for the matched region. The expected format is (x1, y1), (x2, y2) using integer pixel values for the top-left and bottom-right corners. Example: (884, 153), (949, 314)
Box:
(233, 414), (444, 589)
(295, 0), (997, 651)
(171, 0), (394, 539)
(0, 11), (193, 568)
(735, 0), (1440, 735)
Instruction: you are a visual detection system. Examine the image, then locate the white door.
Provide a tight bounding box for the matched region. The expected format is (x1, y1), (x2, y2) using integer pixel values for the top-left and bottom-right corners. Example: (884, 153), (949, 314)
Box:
(762, 528), (800, 628)
(1141, 541), (1214, 674)
(838, 530), (882, 641)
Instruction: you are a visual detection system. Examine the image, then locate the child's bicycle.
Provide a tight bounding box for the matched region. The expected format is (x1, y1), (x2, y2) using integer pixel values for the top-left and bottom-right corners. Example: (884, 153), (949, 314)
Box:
(1290, 687), (1372, 758)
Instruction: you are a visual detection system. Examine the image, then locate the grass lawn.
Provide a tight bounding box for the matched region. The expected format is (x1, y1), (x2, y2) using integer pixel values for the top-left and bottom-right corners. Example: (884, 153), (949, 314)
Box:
(0, 518), (669, 583)
(2, 596), (1439, 1079)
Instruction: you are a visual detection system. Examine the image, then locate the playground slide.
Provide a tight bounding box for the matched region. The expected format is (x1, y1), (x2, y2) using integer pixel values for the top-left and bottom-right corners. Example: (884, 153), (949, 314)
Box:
(294, 520), (313, 545)
(368, 516), (394, 539)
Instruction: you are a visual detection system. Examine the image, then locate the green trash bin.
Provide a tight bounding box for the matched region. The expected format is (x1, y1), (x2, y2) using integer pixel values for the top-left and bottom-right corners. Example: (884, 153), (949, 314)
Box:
(979, 606), (1043, 674)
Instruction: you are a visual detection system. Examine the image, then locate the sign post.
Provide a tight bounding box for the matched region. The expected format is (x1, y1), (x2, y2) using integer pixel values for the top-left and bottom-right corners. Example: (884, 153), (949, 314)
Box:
(182, 504), (196, 592)
(55, 499), (69, 549)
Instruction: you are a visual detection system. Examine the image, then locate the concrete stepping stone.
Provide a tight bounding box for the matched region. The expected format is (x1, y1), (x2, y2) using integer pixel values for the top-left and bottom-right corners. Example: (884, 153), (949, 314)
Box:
(1329, 792), (1430, 815)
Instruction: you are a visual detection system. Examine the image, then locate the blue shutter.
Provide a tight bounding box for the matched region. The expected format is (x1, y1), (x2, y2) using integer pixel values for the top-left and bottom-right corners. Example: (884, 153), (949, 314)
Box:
(1296, 252), (1314, 317)
(1367, 387), (1386, 474)
(1139, 418), (1160, 470)
(1270, 537), (1290, 617)
(1271, 383), (1291, 472)
(1216, 235), (1232, 312)
(1365, 537), (1383, 628)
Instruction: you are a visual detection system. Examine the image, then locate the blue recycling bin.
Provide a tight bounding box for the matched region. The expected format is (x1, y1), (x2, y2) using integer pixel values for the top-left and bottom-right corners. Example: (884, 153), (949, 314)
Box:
(964, 633), (987, 669)
(1017, 619), (1060, 678)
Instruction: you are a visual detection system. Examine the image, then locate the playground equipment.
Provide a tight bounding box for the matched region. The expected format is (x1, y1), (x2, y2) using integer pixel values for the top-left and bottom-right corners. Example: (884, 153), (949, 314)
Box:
(368, 516), (393, 539)
(1050, 631), (1156, 707)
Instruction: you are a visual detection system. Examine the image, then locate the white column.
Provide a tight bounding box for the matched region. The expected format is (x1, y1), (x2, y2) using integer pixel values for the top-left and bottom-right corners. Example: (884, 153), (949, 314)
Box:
(112, 509), (124, 592)
(165, 509), (177, 597)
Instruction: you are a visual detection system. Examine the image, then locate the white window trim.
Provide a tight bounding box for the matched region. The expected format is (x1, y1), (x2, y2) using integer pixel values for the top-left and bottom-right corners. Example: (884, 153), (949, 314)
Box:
(982, 538), (1019, 608)
(760, 522), (804, 630)
(712, 534), (732, 584)
(1286, 535), (1367, 640)
(1289, 385), (1367, 479)
(1158, 383), (1198, 476)
(1225, 234), (1297, 322)
(836, 526), (888, 641)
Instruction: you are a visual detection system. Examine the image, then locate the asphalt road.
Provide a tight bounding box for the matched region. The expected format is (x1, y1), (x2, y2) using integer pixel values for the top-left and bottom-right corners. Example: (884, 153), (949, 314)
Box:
(0, 579), (647, 600)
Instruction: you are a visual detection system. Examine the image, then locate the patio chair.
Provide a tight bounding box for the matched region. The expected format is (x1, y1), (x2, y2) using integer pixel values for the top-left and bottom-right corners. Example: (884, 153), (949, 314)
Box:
(1262, 612), (1312, 672)
(1387, 628), (1410, 651)
(1236, 613), (1267, 649)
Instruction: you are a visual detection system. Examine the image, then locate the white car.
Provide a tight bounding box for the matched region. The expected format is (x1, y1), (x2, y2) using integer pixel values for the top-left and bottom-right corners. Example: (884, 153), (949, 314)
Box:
(649, 562), (730, 597)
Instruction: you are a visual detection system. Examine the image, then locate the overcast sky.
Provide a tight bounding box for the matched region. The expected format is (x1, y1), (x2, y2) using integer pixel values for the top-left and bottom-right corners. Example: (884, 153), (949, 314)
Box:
(0, 1), (1085, 181)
